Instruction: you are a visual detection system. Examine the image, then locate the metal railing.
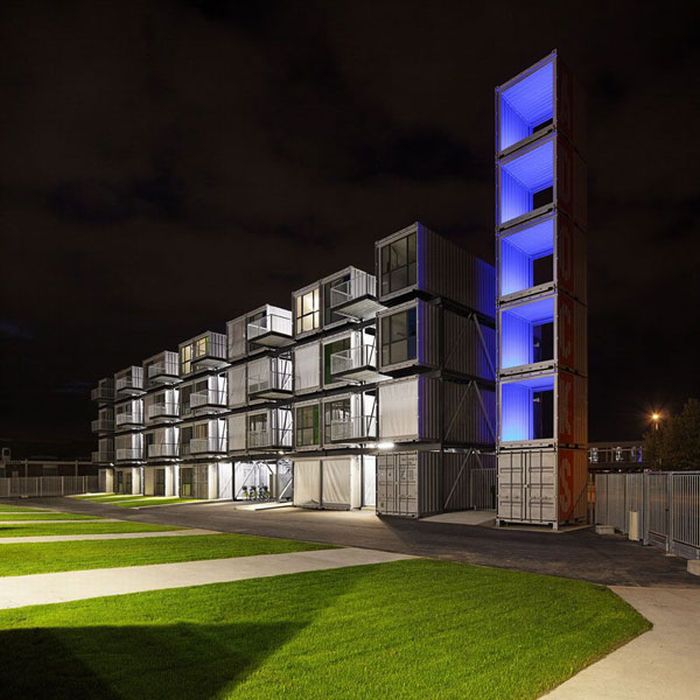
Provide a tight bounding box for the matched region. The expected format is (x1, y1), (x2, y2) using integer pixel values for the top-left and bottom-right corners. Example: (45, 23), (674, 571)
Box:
(115, 412), (143, 426)
(190, 390), (227, 408)
(248, 428), (292, 449)
(91, 418), (114, 432)
(115, 375), (144, 392)
(115, 447), (143, 461)
(91, 386), (114, 401)
(0, 476), (100, 498)
(189, 437), (227, 454)
(248, 370), (292, 395)
(147, 443), (178, 458)
(330, 344), (377, 375)
(248, 313), (293, 340)
(147, 402), (179, 419)
(191, 333), (227, 362)
(329, 270), (377, 308)
(92, 450), (114, 463)
(328, 415), (377, 442)
(147, 360), (179, 379)
(595, 470), (700, 560)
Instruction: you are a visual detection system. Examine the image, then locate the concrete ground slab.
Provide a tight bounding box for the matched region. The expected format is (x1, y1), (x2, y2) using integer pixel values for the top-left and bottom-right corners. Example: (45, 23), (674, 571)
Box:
(545, 586), (700, 699)
(0, 528), (220, 544)
(422, 510), (496, 526)
(0, 547), (413, 609)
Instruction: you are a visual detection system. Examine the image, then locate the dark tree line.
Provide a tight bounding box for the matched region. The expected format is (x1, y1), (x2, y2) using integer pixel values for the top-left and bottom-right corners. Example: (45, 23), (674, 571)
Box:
(644, 399), (700, 470)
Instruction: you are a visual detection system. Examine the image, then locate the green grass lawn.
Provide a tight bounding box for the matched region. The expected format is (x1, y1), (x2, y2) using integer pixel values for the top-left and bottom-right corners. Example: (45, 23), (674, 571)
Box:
(0, 512), (101, 521)
(0, 534), (332, 576)
(0, 559), (649, 699)
(0, 504), (50, 513)
(0, 522), (180, 538)
(72, 494), (145, 503)
(110, 497), (201, 509)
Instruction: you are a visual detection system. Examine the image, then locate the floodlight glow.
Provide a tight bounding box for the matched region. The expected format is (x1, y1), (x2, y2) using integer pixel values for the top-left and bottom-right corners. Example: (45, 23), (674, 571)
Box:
(500, 218), (555, 296)
(377, 441), (395, 450)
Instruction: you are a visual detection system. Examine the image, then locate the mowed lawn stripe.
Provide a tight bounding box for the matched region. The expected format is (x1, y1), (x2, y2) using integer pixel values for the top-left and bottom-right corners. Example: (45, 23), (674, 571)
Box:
(0, 522), (181, 538)
(0, 534), (333, 576)
(0, 512), (102, 521)
(0, 559), (650, 700)
(111, 497), (201, 509)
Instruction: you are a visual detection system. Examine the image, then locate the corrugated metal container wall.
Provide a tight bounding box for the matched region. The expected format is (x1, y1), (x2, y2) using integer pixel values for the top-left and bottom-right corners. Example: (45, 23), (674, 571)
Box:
(556, 55), (588, 158)
(557, 294), (588, 377)
(421, 225), (496, 319)
(557, 448), (588, 522)
(227, 317), (246, 361)
(441, 451), (474, 512)
(556, 213), (587, 304)
(555, 137), (587, 232)
(418, 376), (441, 442)
(443, 310), (496, 382)
(557, 371), (587, 447)
(442, 381), (496, 446)
(417, 299), (440, 369)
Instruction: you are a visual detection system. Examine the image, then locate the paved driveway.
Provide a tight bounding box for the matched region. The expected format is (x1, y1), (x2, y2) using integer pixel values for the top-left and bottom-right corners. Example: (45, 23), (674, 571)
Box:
(16, 497), (698, 587)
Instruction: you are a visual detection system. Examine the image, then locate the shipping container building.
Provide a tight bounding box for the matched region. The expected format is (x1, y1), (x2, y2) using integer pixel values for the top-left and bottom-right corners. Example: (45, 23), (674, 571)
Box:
(495, 51), (588, 529)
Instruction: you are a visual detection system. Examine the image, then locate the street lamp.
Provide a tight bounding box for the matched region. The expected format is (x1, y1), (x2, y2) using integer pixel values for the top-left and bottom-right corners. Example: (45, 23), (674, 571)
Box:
(651, 412), (662, 431)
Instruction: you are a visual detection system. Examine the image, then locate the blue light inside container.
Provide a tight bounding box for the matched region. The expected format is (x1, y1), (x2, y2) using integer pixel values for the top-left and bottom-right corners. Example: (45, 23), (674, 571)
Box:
(500, 218), (554, 296)
(500, 297), (555, 368)
(501, 375), (554, 441)
(499, 60), (554, 151)
(499, 140), (554, 225)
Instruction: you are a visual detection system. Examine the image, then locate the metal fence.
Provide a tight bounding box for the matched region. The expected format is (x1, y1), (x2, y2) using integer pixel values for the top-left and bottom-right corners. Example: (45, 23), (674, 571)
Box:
(0, 476), (100, 498)
(595, 471), (700, 560)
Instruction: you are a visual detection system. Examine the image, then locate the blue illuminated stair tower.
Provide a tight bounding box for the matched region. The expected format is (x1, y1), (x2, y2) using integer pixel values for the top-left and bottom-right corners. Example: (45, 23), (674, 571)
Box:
(494, 51), (589, 528)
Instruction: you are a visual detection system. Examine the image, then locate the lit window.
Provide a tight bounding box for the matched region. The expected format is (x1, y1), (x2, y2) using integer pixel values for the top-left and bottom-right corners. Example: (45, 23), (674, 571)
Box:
(296, 288), (320, 334)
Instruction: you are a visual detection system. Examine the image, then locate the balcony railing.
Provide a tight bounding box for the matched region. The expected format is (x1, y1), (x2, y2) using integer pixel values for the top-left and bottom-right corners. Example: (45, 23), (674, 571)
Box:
(248, 370), (292, 396)
(147, 402), (179, 420)
(247, 428), (292, 449)
(190, 390), (227, 408)
(115, 447), (143, 461)
(330, 344), (377, 376)
(328, 415), (377, 443)
(147, 443), (178, 458)
(92, 450), (114, 463)
(115, 375), (144, 393)
(91, 418), (114, 432)
(247, 313), (293, 340)
(147, 360), (179, 380)
(91, 386), (114, 402)
(329, 270), (377, 308)
(115, 412), (144, 427)
(189, 437), (227, 454)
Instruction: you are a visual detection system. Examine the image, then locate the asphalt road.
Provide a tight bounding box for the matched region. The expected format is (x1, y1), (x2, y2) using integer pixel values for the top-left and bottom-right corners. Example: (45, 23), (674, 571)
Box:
(9, 497), (698, 588)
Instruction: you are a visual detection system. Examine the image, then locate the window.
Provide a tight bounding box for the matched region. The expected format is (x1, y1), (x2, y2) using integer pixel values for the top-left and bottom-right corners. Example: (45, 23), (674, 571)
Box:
(324, 398), (351, 438)
(248, 414), (268, 434)
(381, 233), (416, 295)
(296, 288), (320, 334)
(324, 337), (351, 384)
(381, 308), (417, 366)
(180, 344), (193, 375)
(195, 336), (208, 358)
(295, 404), (320, 447)
(532, 321), (554, 363)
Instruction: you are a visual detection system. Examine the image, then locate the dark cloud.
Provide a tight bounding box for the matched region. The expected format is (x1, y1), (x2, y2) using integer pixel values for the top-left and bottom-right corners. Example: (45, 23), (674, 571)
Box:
(1, 0), (699, 456)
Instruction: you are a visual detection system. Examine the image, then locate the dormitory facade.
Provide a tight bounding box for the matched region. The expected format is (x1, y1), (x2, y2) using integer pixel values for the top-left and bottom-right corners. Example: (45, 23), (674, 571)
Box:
(92, 52), (588, 526)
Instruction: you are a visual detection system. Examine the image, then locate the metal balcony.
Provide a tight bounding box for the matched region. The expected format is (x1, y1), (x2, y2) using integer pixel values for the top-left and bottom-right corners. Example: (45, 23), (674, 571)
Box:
(115, 448), (143, 462)
(91, 418), (114, 433)
(190, 390), (227, 414)
(330, 344), (380, 382)
(92, 450), (114, 464)
(248, 370), (293, 400)
(91, 385), (115, 402)
(147, 443), (179, 459)
(115, 375), (145, 396)
(327, 415), (377, 444)
(146, 358), (180, 386)
(247, 428), (292, 451)
(190, 333), (228, 371)
(115, 412), (144, 429)
(188, 437), (227, 454)
(247, 313), (293, 348)
(329, 270), (384, 320)
(146, 402), (180, 422)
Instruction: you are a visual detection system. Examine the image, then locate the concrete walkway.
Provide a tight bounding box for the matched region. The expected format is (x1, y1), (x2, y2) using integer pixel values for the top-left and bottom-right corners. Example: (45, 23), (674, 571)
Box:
(0, 547), (413, 609)
(545, 586), (700, 699)
(0, 528), (219, 544)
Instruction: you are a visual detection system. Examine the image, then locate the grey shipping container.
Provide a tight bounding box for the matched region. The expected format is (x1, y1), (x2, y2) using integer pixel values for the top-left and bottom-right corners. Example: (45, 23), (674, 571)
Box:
(375, 222), (496, 318)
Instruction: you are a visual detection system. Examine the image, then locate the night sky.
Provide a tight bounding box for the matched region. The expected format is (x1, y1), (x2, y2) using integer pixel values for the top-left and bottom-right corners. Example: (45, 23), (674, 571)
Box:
(2, 2), (699, 458)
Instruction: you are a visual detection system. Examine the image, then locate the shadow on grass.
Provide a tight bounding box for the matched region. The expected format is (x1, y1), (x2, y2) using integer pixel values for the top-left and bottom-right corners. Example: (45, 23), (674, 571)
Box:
(0, 621), (304, 699)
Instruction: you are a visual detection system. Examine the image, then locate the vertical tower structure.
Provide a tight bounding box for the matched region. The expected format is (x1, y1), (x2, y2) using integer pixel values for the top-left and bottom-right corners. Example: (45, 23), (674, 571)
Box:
(495, 51), (588, 528)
